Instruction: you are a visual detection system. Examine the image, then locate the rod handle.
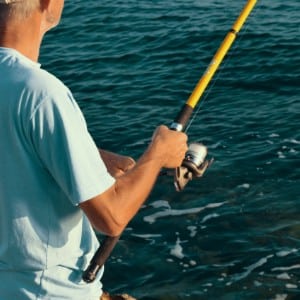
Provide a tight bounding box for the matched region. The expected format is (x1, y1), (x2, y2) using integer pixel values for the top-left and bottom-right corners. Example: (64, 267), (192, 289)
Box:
(82, 235), (121, 283)
(170, 104), (194, 132)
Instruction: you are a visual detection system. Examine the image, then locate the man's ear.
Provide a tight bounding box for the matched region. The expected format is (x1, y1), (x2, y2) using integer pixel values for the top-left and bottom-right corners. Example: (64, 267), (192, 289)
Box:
(39, 0), (63, 32)
(39, 0), (51, 11)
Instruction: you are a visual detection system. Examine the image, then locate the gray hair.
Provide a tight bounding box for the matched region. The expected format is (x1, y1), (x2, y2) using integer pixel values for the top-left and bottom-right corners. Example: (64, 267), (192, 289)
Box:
(0, 0), (41, 21)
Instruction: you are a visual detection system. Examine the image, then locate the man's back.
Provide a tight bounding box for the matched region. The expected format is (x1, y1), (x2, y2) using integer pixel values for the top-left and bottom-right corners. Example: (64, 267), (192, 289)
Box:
(0, 47), (113, 299)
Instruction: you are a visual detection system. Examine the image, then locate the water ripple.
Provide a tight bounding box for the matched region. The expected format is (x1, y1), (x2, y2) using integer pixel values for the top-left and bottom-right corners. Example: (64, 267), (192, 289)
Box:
(40, 0), (300, 298)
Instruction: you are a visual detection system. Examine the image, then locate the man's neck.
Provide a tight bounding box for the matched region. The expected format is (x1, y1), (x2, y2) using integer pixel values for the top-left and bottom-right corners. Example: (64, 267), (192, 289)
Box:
(0, 13), (43, 62)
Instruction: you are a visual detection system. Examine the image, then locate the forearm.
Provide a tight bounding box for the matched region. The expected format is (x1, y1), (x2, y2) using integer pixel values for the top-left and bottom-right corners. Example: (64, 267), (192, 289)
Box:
(80, 125), (188, 236)
(80, 145), (164, 236)
(111, 147), (163, 225)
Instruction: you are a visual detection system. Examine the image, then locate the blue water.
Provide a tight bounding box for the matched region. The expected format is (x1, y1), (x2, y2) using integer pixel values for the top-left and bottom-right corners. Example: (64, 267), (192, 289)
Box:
(41, 1), (299, 299)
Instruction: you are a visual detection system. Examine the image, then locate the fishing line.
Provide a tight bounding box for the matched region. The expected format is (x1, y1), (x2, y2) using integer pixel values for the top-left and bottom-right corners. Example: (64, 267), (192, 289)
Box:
(185, 4), (257, 134)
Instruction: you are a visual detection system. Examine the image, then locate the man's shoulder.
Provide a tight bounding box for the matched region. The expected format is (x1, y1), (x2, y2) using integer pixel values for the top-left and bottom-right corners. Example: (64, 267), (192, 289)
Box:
(26, 66), (68, 96)
(0, 48), (68, 95)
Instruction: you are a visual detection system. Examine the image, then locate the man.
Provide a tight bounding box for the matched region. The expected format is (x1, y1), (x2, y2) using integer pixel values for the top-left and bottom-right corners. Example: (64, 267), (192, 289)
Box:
(0, 1), (188, 299)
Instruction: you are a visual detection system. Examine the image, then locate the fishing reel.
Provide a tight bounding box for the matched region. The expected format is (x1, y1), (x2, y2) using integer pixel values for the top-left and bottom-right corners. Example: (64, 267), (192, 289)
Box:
(174, 142), (213, 192)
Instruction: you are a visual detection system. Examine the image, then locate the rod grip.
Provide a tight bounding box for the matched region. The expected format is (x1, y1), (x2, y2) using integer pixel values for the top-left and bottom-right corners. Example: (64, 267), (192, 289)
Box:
(171, 104), (194, 131)
(82, 235), (120, 283)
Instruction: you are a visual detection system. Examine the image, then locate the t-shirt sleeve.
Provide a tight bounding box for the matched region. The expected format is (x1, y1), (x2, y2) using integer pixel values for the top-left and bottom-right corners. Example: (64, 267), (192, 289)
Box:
(28, 88), (115, 205)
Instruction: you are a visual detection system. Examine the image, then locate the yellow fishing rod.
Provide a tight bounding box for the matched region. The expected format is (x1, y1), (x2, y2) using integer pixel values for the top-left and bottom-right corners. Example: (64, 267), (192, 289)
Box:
(82, 0), (257, 283)
(171, 0), (257, 131)
(172, 0), (257, 191)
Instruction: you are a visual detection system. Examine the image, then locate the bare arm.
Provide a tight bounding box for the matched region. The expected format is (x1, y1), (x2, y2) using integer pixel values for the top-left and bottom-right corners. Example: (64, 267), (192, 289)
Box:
(80, 125), (188, 237)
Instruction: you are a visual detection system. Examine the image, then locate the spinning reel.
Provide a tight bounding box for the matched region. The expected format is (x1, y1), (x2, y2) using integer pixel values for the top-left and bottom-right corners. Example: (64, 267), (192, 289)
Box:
(174, 142), (213, 191)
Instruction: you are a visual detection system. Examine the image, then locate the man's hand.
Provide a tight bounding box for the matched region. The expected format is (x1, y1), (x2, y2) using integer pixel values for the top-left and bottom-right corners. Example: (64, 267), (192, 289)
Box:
(149, 125), (188, 169)
(99, 149), (136, 178)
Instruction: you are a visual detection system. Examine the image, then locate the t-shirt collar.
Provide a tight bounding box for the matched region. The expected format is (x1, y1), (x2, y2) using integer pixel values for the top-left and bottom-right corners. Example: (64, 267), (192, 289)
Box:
(0, 47), (41, 68)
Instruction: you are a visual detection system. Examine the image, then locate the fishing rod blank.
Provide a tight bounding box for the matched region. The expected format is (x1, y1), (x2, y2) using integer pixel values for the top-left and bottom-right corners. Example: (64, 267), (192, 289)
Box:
(82, 0), (257, 283)
(171, 0), (257, 132)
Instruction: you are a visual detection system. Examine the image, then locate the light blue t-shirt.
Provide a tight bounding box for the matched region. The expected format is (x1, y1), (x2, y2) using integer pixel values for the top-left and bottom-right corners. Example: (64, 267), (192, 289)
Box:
(0, 48), (115, 299)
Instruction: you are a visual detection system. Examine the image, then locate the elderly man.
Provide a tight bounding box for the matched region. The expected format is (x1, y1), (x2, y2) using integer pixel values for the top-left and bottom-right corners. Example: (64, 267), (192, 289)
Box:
(0, 0), (188, 299)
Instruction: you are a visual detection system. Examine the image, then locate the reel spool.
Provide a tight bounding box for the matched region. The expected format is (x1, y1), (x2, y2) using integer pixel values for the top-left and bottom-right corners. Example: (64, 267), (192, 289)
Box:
(174, 142), (213, 191)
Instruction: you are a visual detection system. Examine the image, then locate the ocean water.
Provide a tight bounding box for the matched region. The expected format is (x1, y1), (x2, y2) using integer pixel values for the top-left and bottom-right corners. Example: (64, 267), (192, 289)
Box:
(41, 1), (299, 299)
